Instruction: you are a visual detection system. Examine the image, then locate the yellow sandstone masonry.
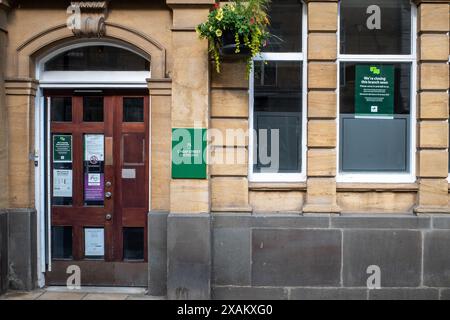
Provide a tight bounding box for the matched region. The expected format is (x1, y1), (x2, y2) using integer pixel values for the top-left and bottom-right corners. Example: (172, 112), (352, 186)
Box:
(419, 92), (449, 120)
(415, 0), (450, 213)
(211, 89), (249, 118)
(417, 3), (450, 32)
(420, 34), (449, 61)
(308, 62), (337, 90)
(210, 147), (247, 177)
(307, 120), (337, 148)
(417, 178), (449, 208)
(308, 91), (337, 119)
(211, 177), (251, 212)
(420, 63), (449, 90)
(307, 149), (336, 177)
(307, 2), (338, 32)
(419, 121), (449, 149)
(210, 118), (249, 147)
(250, 191), (305, 213)
(308, 33), (337, 61)
(170, 179), (210, 214)
(418, 150), (448, 178)
(169, 2), (212, 214)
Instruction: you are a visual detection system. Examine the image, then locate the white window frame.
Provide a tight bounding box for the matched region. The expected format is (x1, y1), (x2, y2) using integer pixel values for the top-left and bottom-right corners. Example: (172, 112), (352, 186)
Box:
(336, 1), (417, 184)
(249, 1), (308, 182)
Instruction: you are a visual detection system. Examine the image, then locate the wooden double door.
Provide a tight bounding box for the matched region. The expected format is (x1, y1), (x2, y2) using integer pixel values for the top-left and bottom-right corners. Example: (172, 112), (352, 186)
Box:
(47, 90), (149, 286)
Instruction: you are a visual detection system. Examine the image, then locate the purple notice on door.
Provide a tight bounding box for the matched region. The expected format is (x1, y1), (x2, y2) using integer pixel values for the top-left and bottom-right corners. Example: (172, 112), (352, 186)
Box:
(84, 173), (104, 201)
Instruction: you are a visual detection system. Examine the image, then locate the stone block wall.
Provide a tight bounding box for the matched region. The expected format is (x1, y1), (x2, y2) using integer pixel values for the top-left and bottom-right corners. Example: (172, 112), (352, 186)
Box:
(212, 214), (450, 300)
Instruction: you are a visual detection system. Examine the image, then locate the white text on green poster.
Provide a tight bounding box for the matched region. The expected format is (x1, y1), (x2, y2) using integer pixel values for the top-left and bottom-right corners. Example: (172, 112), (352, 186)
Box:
(355, 65), (394, 118)
(53, 135), (72, 163)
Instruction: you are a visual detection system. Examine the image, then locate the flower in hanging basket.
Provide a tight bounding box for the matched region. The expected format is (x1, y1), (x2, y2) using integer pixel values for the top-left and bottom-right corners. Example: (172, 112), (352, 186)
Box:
(196, 0), (271, 76)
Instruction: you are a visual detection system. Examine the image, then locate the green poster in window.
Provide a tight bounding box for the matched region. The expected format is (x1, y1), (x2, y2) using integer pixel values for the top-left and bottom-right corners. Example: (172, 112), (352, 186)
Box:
(355, 65), (395, 118)
(172, 128), (207, 179)
(53, 135), (72, 163)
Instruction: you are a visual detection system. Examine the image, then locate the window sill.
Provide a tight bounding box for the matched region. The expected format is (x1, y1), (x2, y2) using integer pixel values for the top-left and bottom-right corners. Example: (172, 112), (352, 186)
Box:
(337, 183), (418, 192)
(249, 182), (307, 191)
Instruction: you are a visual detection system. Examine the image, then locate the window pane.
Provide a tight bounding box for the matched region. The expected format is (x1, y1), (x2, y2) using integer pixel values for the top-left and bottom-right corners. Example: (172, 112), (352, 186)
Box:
(52, 226), (72, 259)
(83, 97), (104, 122)
(52, 134), (73, 206)
(253, 61), (302, 173)
(51, 97), (72, 122)
(340, 0), (411, 55)
(123, 228), (144, 260)
(84, 134), (105, 207)
(263, 0), (302, 52)
(123, 97), (144, 122)
(339, 62), (411, 172)
(45, 46), (150, 71)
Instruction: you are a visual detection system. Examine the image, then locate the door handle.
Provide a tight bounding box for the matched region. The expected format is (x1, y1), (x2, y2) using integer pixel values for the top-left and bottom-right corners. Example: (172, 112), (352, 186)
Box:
(105, 191), (112, 199)
(105, 213), (112, 221)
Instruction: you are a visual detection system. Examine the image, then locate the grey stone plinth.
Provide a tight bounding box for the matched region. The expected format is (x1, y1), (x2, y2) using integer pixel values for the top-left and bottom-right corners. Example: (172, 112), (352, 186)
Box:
(252, 229), (341, 287)
(343, 230), (422, 287)
(290, 288), (367, 300)
(213, 228), (251, 286)
(423, 230), (450, 287)
(368, 288), (439, 300)
(7, 209), (37, 291)
(148, 211), (168, 296)
(0, 210), (7, 294)
(167, 214), (211, 300)
(212, 286), (288, 300)
(331, 215), (430, 229)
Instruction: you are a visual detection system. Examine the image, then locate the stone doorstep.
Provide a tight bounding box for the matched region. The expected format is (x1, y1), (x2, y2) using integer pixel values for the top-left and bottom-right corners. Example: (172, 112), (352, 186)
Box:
(0, 287), (167, 300)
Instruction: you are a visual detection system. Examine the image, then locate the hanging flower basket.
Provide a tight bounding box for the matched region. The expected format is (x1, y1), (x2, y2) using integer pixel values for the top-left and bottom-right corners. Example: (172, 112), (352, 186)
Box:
(196, 0), (271, 76)
(219, 31), (251, 58)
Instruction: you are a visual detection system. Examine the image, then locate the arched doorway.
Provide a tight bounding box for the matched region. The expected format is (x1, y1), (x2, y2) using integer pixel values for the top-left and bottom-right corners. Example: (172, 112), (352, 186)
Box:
(36, 41), (151, 286)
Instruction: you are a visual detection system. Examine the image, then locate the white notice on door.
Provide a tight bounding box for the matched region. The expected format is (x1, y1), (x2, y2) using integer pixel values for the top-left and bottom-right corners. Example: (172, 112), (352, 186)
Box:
(84, 228), (105, 257)
(53, 169), (73, 197)
(85, 135), (104, 162)
(88, 173), (101, 186)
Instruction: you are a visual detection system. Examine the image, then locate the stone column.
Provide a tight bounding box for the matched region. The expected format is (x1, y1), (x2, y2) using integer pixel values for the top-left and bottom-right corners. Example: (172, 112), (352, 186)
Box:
(210, 60), (252, 213)
(414, 1), (450, 213)
(166, 0), (214, 300)
(303, 0), (341, 214)
(5, 78), (38, 208)
(147, 78), (171, 297)
(4, 78), (38, 291)
(0, 0), (9, 210)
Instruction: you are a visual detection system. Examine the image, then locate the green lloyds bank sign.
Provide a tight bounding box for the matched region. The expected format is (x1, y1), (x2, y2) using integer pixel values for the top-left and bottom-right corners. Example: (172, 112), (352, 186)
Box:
(355, 64), (394, 118)
(171, 128), (207, 179)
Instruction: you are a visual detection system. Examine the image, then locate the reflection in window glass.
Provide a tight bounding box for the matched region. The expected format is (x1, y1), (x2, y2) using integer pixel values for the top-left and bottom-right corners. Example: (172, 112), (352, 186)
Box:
(263, 0), (302, 52)
(52, 226), (73, 259)
(123, 228), (144, 260)
(339, 62), (411, 172)
(123, 98), (144, 122)
(83, 97), (104, 122)
(253, 61), (302, 173)
(340, 0), (411, 55)
(51, 97), (72, 122)
(45, 46), (150, 71)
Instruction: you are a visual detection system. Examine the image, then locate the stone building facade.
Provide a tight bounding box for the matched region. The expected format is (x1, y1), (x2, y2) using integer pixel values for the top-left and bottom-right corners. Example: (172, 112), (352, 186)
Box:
(0, 0), (450, 300)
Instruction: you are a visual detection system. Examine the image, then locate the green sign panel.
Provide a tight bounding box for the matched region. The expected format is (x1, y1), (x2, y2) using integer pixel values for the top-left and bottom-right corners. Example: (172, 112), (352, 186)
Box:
(355, 65), (395, 118)
(53, 135), (72, 163)
(172, 128), (207, 179)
